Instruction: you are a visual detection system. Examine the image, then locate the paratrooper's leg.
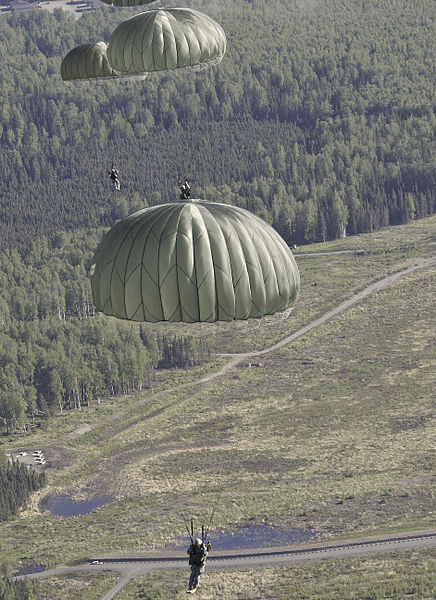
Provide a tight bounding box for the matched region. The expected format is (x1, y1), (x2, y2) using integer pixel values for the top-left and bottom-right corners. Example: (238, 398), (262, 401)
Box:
(188, 567), (196, 591)
(188, 566), (200, 592)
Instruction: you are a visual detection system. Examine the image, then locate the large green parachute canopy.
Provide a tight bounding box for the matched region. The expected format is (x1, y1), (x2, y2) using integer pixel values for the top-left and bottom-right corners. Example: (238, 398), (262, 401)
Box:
(107, 8), (227, 75)
(90, 201), (300, 323)
(60, 42), (121, 81)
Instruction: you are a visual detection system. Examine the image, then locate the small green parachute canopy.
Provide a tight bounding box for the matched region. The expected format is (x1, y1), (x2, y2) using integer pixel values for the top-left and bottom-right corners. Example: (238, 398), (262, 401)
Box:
(90, 201), (300, 323)
(107, 8), (226, 75)
(60, 42), (121, 81)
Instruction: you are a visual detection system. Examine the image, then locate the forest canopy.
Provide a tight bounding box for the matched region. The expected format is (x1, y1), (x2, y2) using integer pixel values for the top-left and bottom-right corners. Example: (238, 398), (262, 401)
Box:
(0, 0), (434, 250)
(0, 0), (435, 432)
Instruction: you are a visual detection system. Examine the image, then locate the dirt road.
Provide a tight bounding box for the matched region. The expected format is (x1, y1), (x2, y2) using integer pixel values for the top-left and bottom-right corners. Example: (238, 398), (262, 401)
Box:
(17, 531), (436, 600)
(221, 256), (436, 358)
(67, 255), (435, 446)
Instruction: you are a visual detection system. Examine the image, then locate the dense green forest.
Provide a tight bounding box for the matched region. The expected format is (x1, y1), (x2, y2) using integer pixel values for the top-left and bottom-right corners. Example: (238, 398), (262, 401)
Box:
(0, 232), (210, 430)
(0, 560), (35, 599)
(0, 575), (34, 600)
(0, 0), (435, 432)
(0, 453), (46, 520)
(0, 0), (435, 250)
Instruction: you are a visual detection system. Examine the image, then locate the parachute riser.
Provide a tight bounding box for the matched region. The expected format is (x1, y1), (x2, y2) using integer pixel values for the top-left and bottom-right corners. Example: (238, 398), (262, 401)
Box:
(185, 518), (211, 545)
(185, 522), (193, 544)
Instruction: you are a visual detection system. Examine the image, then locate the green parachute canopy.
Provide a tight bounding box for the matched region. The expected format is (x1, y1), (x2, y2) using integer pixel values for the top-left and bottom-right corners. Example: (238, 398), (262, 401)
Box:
(60, 42), (121, 81)
(107, 8), (226, 75)
(90, 201), (300, 323)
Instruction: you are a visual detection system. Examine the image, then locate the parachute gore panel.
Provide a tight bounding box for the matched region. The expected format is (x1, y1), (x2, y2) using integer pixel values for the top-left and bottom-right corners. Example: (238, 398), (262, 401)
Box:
(90, 201), (300, 323)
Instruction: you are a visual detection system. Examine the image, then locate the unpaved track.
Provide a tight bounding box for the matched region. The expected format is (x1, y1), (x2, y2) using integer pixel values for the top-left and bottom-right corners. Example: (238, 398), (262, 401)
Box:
(221, 256), (436, 358)
(66, 255), (436, 445)
(294, 249), (364, 257)
(17, 531), (436, 600)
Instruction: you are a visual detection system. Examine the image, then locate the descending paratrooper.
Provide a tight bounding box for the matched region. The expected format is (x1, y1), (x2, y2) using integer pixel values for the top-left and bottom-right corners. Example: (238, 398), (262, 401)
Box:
(178, 177), (192, 200)
(109, 166), (120, 191)
(187, 537), (211, 593)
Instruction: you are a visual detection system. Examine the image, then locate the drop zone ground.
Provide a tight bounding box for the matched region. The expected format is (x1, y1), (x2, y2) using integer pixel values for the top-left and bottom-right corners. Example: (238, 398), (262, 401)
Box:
(3, 216), (435, 599)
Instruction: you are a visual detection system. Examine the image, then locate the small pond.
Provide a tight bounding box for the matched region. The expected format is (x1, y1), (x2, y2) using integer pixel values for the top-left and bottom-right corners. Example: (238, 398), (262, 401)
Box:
(168, 524), (317, 551)
(39, 495), (112, 518)
(14, 564), (46, 576)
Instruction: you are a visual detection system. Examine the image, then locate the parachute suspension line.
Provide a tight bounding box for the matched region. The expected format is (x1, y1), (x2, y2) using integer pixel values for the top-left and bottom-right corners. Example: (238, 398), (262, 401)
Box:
(204, 488), (223, 542)
(185, 522), (193, 543)
(179, 387), (224, 547)
(199, 348), (206, 546)
(175, 498), (195, 544)
(154, 467), (193, 546)
(279, 306), (295, 322)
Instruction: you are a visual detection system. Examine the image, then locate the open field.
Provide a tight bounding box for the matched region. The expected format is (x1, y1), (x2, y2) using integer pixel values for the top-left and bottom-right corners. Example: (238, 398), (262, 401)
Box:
(1, 217), (435, 588)
(31, 572), (117, 600)
(113, 549), (436, 600)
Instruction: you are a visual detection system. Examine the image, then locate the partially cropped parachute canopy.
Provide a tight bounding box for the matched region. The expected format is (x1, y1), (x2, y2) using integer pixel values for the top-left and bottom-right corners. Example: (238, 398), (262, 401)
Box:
(60, 42), (121, 81)
(90, 201), (300, 323)
(100, 0), (156, 5)
(107, 8), (227, 75)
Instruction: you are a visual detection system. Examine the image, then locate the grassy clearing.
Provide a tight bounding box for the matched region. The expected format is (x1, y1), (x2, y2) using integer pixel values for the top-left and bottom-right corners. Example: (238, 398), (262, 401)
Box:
(31, 573), (117, 600)
(3, 359), (226, 452)
(0, 217), (434, 571)
(116, 549), (436, 600)
(203, 216), (436, 354)
(293, 216), (436, 254)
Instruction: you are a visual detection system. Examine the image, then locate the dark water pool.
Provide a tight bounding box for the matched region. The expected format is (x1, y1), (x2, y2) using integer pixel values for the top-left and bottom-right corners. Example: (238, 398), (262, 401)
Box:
(14, 564), (46, 576)
(168, 524), (316, 551)
(39, 495), (112, 517)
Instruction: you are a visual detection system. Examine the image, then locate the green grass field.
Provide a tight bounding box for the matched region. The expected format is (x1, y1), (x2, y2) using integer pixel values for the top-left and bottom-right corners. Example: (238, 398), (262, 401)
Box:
(31, 573), (117, 600)
(2, 217), (435, 597)
(28, 550), (436, 600)
(114, 549), (436, 600)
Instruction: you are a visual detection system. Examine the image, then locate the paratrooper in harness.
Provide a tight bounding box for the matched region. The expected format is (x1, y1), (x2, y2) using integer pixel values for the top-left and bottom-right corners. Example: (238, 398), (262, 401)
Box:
(178, 177), (192, 200)
(187, 537), (211, 593)
(109, 166), (121, 191)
